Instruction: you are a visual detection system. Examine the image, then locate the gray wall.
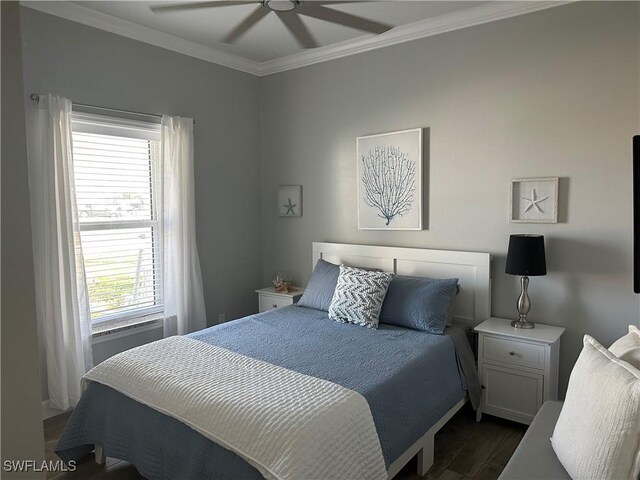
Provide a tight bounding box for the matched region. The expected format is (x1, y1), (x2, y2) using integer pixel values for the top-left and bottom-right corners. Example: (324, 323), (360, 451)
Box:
(1, 2), (46, 476)
(92, 323), (163, 365)
(259, 1), (640, 395)
(19, 7), (263, 399)
(13, 2), (640, 407)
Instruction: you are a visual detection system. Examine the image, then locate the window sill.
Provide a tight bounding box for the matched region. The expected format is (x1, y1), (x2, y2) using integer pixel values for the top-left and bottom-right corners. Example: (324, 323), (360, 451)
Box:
(92, 314), (163, 339)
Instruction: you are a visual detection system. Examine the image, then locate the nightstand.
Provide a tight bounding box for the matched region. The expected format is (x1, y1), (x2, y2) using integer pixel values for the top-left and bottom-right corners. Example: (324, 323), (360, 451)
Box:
(256, 287), (304, 313)
(475, 317), (565, 425)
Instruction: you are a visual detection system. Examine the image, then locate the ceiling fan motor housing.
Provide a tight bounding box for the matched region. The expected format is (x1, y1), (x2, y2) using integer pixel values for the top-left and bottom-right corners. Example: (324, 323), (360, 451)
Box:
(150, 0), (392, 50)
(261, 0), (300, 12)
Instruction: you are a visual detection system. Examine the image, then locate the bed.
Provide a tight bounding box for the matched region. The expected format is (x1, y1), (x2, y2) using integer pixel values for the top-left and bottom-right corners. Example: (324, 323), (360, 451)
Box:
(56, 242), (491, 480)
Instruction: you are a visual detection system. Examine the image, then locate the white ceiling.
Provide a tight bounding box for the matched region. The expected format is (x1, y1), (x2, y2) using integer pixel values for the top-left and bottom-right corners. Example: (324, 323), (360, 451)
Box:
(73, 1), (486, 63)
(23, 1), (570, 75)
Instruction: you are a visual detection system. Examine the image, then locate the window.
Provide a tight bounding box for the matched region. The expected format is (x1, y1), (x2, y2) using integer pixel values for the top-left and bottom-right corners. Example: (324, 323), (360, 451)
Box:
(71, 113), (162, 327)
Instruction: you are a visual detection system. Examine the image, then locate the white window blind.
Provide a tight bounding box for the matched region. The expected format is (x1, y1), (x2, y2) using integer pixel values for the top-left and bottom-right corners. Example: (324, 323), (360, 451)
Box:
(71, 112), (162, 325)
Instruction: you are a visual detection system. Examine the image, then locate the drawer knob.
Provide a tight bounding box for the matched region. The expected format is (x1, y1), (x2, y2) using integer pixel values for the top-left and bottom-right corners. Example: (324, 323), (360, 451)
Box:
(272, 304), (278, 308)
(509, 351), (515, 356)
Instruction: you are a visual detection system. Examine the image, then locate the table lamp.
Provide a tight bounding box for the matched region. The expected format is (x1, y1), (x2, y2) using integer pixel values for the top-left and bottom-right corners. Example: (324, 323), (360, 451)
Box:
(505, 234), (547, 329)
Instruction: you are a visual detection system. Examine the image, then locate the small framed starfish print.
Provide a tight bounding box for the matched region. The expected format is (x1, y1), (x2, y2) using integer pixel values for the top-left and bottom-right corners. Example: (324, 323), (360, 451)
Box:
(278, 185), (302, 217)
(510, 177), (558, 223)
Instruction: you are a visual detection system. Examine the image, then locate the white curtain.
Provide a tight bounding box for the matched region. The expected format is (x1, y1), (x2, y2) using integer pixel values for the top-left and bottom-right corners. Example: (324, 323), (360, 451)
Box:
(161, 115), (207, 336)
(27, 94), (93, 411)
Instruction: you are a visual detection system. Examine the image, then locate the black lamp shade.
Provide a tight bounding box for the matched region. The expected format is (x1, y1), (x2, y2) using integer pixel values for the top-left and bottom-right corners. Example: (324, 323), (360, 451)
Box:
(505, 234), (547, 276)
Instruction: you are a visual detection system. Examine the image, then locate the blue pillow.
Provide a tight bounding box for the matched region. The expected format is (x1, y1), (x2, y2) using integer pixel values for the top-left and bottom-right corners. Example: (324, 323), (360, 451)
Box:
(297, 259), (340, 311)
(379, 275), (459, 334)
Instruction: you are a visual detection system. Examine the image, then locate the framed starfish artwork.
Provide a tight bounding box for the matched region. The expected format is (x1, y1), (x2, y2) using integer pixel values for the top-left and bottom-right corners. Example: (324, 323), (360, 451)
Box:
(278, 185), (302, 217)
(510, 177), (558, 223)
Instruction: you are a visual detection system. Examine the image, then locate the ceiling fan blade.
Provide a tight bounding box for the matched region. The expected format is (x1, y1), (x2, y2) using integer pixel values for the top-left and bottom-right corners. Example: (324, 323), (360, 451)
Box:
(150, 1), (255, 13)
(222, 5), (270, 43)
(275, 12), (317, 49)
(298, 4), (391, 34)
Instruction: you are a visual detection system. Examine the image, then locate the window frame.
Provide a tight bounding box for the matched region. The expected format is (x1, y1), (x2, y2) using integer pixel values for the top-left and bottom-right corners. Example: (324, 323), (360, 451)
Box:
(71, 112), (163, 329)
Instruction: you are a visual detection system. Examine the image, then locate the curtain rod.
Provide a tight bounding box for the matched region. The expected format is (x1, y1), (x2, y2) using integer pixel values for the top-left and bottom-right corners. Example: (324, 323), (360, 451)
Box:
(29, 94), (195, 125)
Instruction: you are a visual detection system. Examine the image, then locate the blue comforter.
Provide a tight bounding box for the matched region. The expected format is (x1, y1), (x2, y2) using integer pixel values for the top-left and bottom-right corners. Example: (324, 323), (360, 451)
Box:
(56, 306), (471, 479)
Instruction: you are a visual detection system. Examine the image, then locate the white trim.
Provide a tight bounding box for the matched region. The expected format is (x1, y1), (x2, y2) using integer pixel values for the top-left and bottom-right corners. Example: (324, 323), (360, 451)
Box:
(91, 318), (163, 344)
(258, 1), (574, 76)
(21, 1), (573, 77)
(20, 1), (260, 76)
(42, 400), (72, 420)
(72, 111), (161, 141)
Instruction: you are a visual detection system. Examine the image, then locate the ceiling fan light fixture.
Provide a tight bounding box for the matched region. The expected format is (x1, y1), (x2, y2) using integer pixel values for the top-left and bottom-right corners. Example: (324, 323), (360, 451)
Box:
(261, 0), (299, 12)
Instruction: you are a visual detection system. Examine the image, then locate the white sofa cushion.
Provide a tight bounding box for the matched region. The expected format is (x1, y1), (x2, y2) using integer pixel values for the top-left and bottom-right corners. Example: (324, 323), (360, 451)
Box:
(609, 325), (640, 370)
(551, 335), (640, 480)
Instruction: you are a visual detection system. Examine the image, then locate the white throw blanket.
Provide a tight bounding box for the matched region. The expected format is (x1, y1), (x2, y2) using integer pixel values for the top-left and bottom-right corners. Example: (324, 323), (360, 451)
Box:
(83, 336), (387, 480)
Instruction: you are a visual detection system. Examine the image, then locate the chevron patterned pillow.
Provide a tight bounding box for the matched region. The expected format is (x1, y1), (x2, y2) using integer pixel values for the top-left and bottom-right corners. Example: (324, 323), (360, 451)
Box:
(328, 265), (393, 329)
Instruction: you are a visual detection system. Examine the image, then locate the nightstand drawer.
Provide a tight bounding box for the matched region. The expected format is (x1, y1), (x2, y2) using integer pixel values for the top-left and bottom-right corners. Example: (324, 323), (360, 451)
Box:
(259, 294), (291, 312)
(482, 335), (545, 370)
(256, 287), (303, 314)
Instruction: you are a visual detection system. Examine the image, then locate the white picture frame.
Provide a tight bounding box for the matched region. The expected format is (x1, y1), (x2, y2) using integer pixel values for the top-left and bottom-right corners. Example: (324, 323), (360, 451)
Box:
(357, 128), (423, 230)
(278, 185), (302, 217)
(510, 177), (559, 223)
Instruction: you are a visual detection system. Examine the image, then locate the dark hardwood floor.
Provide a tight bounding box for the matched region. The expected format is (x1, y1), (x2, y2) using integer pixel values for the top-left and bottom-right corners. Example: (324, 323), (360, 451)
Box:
(45, 404), (526, 480)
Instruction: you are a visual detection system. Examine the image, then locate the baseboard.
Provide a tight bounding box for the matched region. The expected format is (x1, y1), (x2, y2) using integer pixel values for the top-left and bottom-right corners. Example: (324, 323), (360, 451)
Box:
(41, 400), (71, 420)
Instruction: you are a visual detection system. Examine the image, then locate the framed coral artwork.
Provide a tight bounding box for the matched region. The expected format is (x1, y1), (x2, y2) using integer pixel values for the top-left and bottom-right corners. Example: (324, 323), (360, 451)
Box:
(357, 128), (422, 230)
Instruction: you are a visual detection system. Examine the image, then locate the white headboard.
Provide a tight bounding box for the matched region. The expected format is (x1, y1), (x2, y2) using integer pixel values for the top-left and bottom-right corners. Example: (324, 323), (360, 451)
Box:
(312, 242), (491, 328)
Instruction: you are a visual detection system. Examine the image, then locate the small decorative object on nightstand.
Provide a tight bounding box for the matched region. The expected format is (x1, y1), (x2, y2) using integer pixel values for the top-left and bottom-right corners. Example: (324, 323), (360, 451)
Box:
(256, 287), (304, 313)
(475, 317), (564, 425)
(505, 234), (547, 329)
(272, 271), (294, 293)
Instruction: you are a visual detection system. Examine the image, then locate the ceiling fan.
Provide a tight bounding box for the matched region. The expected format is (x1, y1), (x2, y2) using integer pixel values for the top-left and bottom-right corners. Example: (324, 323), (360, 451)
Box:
(149, 1), (393, 49)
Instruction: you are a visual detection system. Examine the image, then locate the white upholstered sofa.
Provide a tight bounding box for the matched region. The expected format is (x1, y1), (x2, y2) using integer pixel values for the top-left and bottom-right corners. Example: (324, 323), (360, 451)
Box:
(499, 401), (570, 479)
(500, 326), (640, 480)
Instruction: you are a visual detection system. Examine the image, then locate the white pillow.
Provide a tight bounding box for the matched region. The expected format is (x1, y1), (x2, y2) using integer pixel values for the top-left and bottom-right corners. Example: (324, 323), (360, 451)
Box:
(551, 335), (640, 480)
(328, 265), (393, 329)
(609, 325), (640, 370)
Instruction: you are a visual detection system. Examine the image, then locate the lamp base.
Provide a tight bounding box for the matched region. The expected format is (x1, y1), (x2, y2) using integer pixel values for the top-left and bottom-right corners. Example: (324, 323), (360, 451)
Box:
(511, 318), (535, 329)
(512, 276), (534, 329)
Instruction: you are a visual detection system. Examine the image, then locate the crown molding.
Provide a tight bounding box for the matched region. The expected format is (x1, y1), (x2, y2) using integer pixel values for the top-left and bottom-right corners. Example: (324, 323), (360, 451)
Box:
(21, 1), (262, 75)
(256, 1), (574, 76)
(21, 1), (573, 78)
